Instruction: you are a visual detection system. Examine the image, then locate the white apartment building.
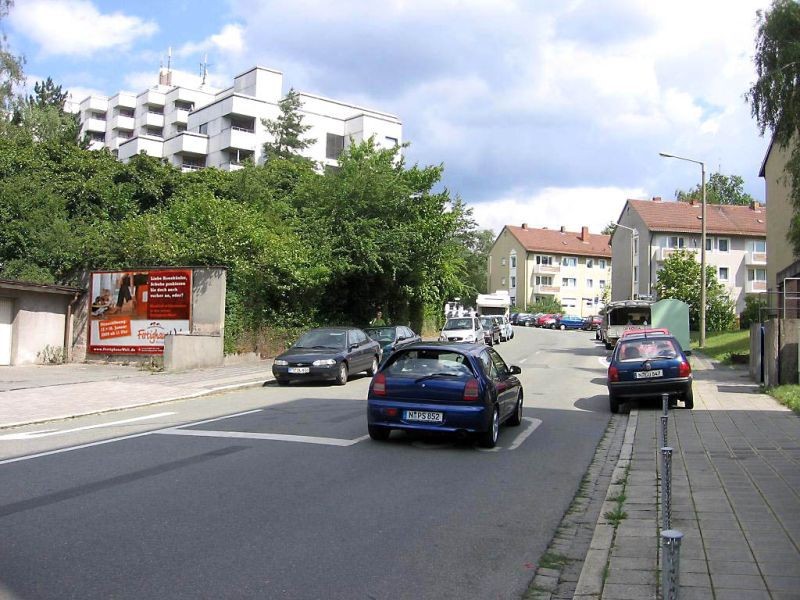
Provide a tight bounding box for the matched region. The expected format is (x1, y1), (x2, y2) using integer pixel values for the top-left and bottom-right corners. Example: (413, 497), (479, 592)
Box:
(74, 66), (402, 172)
(488, 224), (612, 316)
(610, 198), (768, 313)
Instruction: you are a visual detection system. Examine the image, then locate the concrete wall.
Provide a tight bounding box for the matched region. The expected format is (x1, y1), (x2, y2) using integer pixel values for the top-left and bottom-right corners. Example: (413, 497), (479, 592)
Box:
(0, 289), (74, 365)
(749, 323), (762, 382)
(764, 141), (794, 290)
(163, 333), (223, 371)
(764, 319), (778, 387)
(191, 267), (226, 335)
(761, 318), (800, 386)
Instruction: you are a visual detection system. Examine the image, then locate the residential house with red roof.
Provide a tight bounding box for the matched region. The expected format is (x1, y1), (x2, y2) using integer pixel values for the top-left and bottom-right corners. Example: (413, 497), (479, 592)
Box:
(611, 197), (767, 314)
(488, 224), (612, 316)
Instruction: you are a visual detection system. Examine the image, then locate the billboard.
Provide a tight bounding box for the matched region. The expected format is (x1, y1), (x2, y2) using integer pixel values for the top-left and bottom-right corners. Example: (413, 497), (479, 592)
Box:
(88, 269), (192, 355)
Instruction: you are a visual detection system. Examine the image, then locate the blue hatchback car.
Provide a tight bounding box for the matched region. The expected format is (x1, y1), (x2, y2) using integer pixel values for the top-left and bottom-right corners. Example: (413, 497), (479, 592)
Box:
(552, 315), (584, 330)
(367, 342), (524, 448)
(607, 333), (693, 413)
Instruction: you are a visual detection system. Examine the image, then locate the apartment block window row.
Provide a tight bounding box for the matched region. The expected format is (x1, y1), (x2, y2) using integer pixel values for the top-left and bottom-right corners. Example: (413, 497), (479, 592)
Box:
(326, 133), (345, 160)
(562, 277), (577, 287)
(706, 237), (730, 252)
(535, 255), (553, 265)
(561, 256), (577, 267)
(535, 276), (553, 286)
(718, 267), (729, 281)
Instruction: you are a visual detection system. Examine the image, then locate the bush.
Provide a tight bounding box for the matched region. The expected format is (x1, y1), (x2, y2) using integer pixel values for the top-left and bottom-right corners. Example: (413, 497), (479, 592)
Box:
(740, 294), (768, 329)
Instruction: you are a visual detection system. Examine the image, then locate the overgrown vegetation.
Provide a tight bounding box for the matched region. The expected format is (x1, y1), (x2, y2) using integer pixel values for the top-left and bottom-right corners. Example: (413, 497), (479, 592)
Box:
(766, 385), (800, 414)
(690, 329), (750, 362)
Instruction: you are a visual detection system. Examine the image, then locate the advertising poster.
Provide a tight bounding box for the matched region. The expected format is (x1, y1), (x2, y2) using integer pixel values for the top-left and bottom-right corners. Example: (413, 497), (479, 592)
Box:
(88, 269), (192, 355)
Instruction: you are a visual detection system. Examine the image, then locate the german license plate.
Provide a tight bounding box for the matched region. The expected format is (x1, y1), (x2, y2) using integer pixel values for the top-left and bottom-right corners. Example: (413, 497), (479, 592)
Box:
(635, 369), (663, 379)
(404, 410), (443, 423)
(288, 367), (310, 374)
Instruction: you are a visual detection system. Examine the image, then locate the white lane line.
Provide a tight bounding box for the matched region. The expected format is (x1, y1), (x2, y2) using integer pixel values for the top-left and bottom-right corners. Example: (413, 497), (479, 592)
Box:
(598, 356), (610, 369)
(0, 409), (263, 465)
(519, 358), (528, 364)
(155, 428), (366, 447)
(0, 412), (176, 441)
(477, 417), (543, 453)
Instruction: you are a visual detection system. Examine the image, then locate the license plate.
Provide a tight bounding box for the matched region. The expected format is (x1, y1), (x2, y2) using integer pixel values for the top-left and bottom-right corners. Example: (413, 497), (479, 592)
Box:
(288, 367), (310, 374)
(404, 410), (443, 423)
(635, 369), (663, 379)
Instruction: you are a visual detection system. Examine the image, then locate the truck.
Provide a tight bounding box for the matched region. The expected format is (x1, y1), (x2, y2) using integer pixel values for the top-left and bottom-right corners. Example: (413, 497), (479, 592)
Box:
(476, 291), (513, 341)
(600, 300), (653, 349)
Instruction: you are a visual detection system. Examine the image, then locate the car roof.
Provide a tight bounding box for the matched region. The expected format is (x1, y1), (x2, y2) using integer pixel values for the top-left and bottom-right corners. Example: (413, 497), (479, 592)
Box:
(398, 341), (488, 355)
(307, 326), (356, 332)
(619, 332), (675, 342)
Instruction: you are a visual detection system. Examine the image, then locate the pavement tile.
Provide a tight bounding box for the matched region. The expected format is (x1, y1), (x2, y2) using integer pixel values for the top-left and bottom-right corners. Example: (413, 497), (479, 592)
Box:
(713, 589), (772, 600)
(680, 571), (712, 588)
(677, 587), (715, 600)
(757, 560), (800, 576)
(710, 573), (767, 591)
(605, 568), (657, 586)
(764, 575), (800, 593)
(703, 545), (755, 563)
(680, 558), (710, 573)
(600, 583), (655, 599)
(707, 560), (761, 576)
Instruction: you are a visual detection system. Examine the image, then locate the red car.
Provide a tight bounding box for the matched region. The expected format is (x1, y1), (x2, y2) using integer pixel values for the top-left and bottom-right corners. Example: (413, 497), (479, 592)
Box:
(536, 313), (558, 327)
(582, 315), (603, 331)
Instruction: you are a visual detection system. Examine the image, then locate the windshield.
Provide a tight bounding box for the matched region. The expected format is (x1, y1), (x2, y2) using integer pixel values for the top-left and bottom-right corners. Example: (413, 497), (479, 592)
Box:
(364, 327), (395, 342)
(294, 330), (347, 349)
(385, 349), (474, 377)
(609, 308), (651, 326)
(617, 338), (680, 361)
(444, 318), (475, 331)
(480, 318), (494, 328)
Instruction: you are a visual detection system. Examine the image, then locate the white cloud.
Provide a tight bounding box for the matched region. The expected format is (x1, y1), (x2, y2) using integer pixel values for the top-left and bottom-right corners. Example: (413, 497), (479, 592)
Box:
(10, 0), (157, 57)
(177, 24), (245, 59)
(470, 187), (646, 236)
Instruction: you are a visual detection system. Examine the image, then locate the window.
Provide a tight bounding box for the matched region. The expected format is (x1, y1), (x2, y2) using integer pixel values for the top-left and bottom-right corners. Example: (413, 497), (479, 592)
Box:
(633, 238), (639, 254)
(717, 238), (729, 253)
(718, 267), (729, 281)
(510, 276), (516, 287)
(536, 255), (553, 265)
(561, 256), (577, 267)
(751, 240), (766, 253)
(586, 259), (594, 269)
(562, 278), (577, 288)
(510, 255), (516, 268)
(667, 236), (685, 249)
(706, 237), (714, 251)
(199, 122), (208, 135)
(562, 298), (577, 309)
(326, 133), (345, 160)
(748, 268), (767, 282)
(176, 123), (187, 133)
(385, 136), (398, 146)
(586, 279), (593, 288)
(599, 279), (606, 289)
(633, 266), (638, 282)
(536, 276), (552, 286)
(501, 257), (506, 266)
(174, 100), (194, 111)
(598, 259), (607, 269)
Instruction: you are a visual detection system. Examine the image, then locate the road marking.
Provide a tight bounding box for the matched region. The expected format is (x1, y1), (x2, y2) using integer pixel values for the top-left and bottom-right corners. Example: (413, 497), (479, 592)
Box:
(0, 409), (263, 465)
(598, 357), (610, 369)
(477, 417), (542, 453)
(155, 428), (367, 447)
(0, 412), (177, 441)
(519, 358), (528, 364)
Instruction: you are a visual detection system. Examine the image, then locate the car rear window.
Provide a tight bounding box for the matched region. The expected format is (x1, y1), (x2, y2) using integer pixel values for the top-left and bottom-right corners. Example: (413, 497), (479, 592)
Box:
(618, 338), (680, 361)
(385, 349), (475, 377)
(444, 318), (475, 330)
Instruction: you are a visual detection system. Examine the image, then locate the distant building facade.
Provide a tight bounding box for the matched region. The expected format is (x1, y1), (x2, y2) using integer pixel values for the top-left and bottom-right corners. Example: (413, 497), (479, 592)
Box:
(611, 198), (767, 313)
(488, 224), (612, 316)
(72, 66), (402, 172)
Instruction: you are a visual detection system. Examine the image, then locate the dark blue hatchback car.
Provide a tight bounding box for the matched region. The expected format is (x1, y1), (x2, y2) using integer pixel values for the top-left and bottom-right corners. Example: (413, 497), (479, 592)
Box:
(366, 342), (523, 448)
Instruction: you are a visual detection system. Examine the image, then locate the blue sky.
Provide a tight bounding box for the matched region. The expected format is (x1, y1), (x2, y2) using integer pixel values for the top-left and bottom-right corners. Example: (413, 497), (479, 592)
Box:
(6, 0), (772, 234)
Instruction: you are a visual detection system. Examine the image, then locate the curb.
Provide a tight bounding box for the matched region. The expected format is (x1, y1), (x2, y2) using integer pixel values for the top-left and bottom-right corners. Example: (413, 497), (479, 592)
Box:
(573, 409), (638, 599)
(0, 378), (270, 430)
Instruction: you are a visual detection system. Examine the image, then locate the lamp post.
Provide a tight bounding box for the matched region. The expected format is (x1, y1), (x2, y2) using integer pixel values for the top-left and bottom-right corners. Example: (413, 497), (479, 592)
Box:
(659, 152), (706, 348)
(614, 223), (638, 300)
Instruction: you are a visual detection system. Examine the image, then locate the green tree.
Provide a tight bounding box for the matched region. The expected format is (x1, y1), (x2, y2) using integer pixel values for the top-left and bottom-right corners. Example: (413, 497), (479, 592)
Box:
(674, 172), (756, 205)
(461, 228), (495, 303)
(746, 0), (800, 254)
(654, 250), (736, 332)
(29, 76), (68, 109)
(529, 297), (562, 314)
(261, 88), (316, 162)
(0, 0), (23, 118)
(601, 222), (617, 235)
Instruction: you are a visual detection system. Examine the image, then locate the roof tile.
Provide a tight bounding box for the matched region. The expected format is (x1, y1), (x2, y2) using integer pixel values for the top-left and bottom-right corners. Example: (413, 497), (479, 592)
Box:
(626, 199), (766, 236)
(505, 226), (611, 258)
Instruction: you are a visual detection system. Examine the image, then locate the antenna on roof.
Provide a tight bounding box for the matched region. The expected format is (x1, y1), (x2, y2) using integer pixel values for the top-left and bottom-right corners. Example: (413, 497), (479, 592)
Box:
(158, 46), (173, 86)
(200, 54), (210, 86)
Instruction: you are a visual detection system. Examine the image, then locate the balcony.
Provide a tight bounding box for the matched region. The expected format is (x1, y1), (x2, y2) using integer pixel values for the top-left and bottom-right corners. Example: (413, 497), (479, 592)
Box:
(746, 251), (767, 265)
(143, 112), (165, 128)
(533, 284), (560, 295)
(219, 93), (263, 119)
(220, 126), (257, 151)
(173, 109), (190, 124)
(82, 117), (107, 133)
(659, 247), (699, 261)
(82, 96), (108, 113)
(111, 93), (136, 110)
(746, 280), (767, 294)
(163, 132), (208, 157)
(532, 263), (560, 275)
(117, 136), (164, 161)
(110, 114), (135, 131)
(139, 89), (166, 108)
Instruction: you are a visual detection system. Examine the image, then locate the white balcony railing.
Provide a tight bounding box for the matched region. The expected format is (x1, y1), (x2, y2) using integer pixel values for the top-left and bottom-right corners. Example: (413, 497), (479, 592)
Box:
(163, 132), (208, 157)
(746, 251), (767, 265)
(746, 280), (767, 293)
(533, 284), (560, 295)
(532, 264), (560, 274)
(660, 247), (700, 261)
(220, 126), (257, 151)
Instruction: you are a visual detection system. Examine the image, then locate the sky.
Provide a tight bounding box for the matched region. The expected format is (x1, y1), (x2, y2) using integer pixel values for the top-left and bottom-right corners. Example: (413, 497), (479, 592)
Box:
(5, 0), (773, 235)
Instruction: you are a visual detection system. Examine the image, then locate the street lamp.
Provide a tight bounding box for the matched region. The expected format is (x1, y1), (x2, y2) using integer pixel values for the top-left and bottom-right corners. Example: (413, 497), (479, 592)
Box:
(659, 152), (706, 348)
(614, 223), (638, 300)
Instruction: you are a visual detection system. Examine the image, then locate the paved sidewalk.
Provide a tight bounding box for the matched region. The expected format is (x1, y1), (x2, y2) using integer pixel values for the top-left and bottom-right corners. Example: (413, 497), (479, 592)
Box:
(594, 356), (800, 600)
(0, 361), (272, 429)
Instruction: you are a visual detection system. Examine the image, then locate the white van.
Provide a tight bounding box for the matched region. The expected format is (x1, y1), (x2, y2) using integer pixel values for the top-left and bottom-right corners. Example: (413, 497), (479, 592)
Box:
(439, 316), (483, 343)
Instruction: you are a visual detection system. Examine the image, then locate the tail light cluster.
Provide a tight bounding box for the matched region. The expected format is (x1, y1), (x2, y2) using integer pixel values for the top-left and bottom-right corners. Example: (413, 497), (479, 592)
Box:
(463, 378), (480, 402)
(372, 373), (387, 396)
(608, 365), (619, 382)
(678, 360), (691, 378)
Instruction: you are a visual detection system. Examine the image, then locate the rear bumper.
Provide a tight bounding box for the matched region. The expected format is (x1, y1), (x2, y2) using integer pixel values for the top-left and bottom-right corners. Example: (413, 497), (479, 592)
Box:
(272, 364), (339, 382)
(608, 376), (692, 399)
(367, 398), (490, 433)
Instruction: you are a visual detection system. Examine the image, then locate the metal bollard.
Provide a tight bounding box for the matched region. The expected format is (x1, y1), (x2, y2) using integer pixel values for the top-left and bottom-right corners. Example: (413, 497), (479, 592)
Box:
(662, 392), (669, 415)
(661, 447), (673, 531)
(661, 529), (683, 600)
(661, 414), (669, 448)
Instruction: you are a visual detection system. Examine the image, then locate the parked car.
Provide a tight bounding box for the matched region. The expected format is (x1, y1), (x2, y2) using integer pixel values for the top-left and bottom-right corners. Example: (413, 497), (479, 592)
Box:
(272, 326), (381, 386)
(606, 332), (693, 414)
(364, 325), (421, 362)
(519, 313), (540, 327)
(536, 313), (558, 328)
(497, 315), (514, 340)
(620, 327), (670, 339)
(581, 315), (603, 331)
(552, 315), (584, 330)
(479, 316), (502, 346)
(509, 312), (521, 325)
(439, 316), (483, 343)
(366, 342), (524, 448)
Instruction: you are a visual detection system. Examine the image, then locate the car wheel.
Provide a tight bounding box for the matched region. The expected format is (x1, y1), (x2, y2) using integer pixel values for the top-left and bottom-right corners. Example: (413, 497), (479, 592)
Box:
(683, 389), (694, 410)
(609, 392), (620, 414)
(508, 391), (523, 426)
(479, 407), (500, 448)
(559, 324), (566, 330)
(335, 362), (348, 386)
(276, 377), (289, 386)
(366, 356), (378, 376)
(605, 342), (612, 350)
(368, 425), (391, 441)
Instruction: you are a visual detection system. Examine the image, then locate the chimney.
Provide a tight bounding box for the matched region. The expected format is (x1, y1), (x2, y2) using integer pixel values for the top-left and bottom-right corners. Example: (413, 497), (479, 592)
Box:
(581, 226), (589, 241)
(689, 199), (696, 206)
(521, 223), (528, 229)
(652, 196), (662, 202)
(560, 225), (566, 233)
(750, 201), (761, 212)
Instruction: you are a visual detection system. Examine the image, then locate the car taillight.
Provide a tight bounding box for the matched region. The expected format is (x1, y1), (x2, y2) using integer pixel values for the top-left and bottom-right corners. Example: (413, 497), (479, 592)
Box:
(608, 365), (619, 382)
(372, 373), (387, 396)
(678, 360), (691, 378)
(463, 378), (480, 401)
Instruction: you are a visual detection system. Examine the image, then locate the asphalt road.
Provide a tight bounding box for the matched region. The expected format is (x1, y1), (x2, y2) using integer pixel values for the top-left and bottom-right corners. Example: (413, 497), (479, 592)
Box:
(0, 326), (612, 600)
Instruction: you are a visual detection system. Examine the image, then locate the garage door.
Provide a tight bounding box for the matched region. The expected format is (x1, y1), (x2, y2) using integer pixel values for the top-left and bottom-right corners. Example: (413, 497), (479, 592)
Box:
(0, 297), (12, 366)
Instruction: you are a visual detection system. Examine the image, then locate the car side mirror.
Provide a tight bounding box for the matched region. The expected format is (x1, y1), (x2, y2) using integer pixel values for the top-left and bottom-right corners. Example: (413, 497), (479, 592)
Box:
(509, 365), (522, 375)
(349, 343), (359, 351)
